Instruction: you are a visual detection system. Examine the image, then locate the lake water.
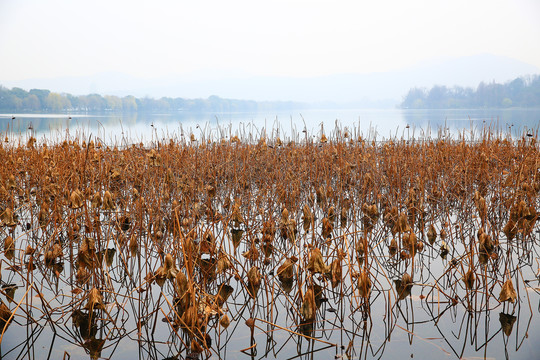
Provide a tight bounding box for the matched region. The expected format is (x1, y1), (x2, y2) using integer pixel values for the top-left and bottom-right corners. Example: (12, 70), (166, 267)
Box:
(1, 108), (539, 144)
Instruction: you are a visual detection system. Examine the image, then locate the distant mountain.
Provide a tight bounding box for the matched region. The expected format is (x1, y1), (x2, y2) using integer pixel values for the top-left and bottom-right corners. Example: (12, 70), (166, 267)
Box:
(3, 54), (538, 106)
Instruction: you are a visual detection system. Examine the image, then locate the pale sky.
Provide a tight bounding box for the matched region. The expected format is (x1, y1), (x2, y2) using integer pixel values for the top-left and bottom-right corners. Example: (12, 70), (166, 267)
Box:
(0, 0), (539, 82)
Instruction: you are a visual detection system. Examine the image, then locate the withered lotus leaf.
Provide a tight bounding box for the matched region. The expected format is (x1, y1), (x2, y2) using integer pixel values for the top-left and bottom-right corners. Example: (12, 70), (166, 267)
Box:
(261, 242), (274, 258)
(78, 237), (96, 269)
(0, 301), (11, 333)
(277, 256), (297, 283)
(102, 191), (116, 211)
(206, 184), (216, 198)
(395, 273), (413, 300)
(4, 285), (16, 303)
(301, 287), (316, 322)
(6, 175), (16, 190)
(356, 240), (366, 264)
(389, 238), (398, 257)
(393, 213), (410, 234)
(104, 248), (115, 267)
(175, 271), (188, 296)
(4, 235), (15, 260)
(155, 253), (178, 285)
(129, 234), (138, 257)
(175, 272), (191, 316)
(191, 338), (204, 353)
(147, 149), (160, 166)
(503, 219), (517, 241)
(242, 242), (260, 262)
(401, 232), (417, 254)
(69, 189), (84, 209)
(463, 269), (476, 290)
(247, 266), (261, 297)
(91, 192), (102, 209)
(26, 255), (36, 272)
(321, 217), (333, 239)
(367, 204), (379, 219)
(216, 284), (233, 306)
(262, 219), (276, 240)
(340, 207), (348, 227)
(230, 228), (243, 250)
(330, 254), (343, 288)
(328, 206), (336, 223)
(231, 203), (244, 227)
(307, 247), (328, 274)
(45, 243), (63, 265)
(76, 266), (90, 284)
(38, 204), (49, 227)
(85, 288), (105, 310)
(181, 303), (199, 330)
(440, 228), (447, 240)
(281, 208), (289, 222)
(384, 206), (398, 233)
(427, 224), (437, 245)
(285, 219), (297, 242)
(1, 208), (16, 227)
(216, 253), (232, 274)
(357, 271), (372, 298)
(440, 241), (449, 259)
(200, 230), (216, 255)
(219, 314), (230, 329)
(118, 215), (131, 231)
(479, 231), (494, 254)
(499, 279), (517, 303)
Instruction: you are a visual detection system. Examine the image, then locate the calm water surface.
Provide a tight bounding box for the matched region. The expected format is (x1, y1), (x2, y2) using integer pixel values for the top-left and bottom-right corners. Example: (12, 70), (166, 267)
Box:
(1, 108), (539, 144)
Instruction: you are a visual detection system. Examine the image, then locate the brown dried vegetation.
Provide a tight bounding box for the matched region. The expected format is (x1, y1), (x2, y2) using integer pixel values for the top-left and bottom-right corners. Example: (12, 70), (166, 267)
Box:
(0, 126), (538, 358)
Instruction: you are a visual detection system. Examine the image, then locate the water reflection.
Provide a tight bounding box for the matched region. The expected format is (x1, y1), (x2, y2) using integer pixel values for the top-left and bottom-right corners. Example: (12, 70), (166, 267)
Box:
(2, 213), (538, 359)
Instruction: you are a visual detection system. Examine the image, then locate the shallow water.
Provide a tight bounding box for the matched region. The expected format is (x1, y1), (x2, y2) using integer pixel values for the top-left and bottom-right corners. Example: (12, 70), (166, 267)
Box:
(2, 214), (539, 360)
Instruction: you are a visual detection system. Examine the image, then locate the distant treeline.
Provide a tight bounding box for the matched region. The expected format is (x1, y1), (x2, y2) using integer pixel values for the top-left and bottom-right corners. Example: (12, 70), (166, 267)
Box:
(400, 75), (540, 109)
(0, 86), (304, 113)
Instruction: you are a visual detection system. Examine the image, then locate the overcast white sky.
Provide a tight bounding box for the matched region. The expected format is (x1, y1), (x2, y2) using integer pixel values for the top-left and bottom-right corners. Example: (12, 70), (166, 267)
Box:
(0, 0), (539, 82)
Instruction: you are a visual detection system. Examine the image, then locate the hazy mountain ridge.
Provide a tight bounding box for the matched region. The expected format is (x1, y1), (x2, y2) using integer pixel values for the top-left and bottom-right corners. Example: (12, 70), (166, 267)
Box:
(3, 54), (539, 106)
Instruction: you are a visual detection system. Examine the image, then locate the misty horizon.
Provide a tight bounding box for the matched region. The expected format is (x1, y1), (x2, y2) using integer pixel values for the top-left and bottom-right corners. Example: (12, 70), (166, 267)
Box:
(2, 53), (539, 106)
(0, 0), (540, 106)
(2, 70), (540, 115)
(2, 0), (540, 104)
